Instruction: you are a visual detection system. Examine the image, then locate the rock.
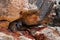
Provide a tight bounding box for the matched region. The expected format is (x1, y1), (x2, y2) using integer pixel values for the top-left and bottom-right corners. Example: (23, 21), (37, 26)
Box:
(29, 27), (60, 40)
(0, 21), (9, 29)
(0, 27), (60, 40)
(0, 0), (22, 22)
(0, 0), (54, 25)
(0, 30), (35, 40)
(0, 0), (38, 22)
(0, 32), (15, 40)
(19, 31), (35, 40)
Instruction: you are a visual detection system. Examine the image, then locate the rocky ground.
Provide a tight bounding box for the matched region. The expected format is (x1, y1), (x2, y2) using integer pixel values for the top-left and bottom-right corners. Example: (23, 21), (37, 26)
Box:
(0, 26), (60, 40)
(0, 0), (60, 40)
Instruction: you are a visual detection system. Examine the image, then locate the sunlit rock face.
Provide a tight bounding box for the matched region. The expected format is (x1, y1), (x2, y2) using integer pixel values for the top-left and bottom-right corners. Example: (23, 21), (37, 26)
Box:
(28, 27), (60, 40)
(0, 0), (39, 29)
(0, 0), (60, 40)
(0, 21), (9, 29)
(0, 0), (38, 22)
(0, 30), (35, 40)
(0, 0), (21, 22)
(0, 32), (15, 40)
(0, 0), (55, 25)
(0, 27), (60, 40)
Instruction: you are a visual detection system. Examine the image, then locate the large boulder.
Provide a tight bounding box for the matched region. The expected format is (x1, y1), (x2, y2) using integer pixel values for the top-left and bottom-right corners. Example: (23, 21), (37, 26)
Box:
(0, 0), (54, 26)
(28, 27), (60, 40)
(0, 0), (22, 22)
(0, 30), (35, 40)
(0, 0), (38, 22)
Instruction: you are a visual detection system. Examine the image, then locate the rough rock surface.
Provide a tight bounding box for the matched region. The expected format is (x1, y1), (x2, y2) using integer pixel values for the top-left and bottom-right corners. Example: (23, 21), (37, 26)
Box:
(0, 27), (60, 40)
(0, 0), (39, 29)
(0, 28), (35, 40)
(0, 0), (21, 22)
(0, 21), (9, 29)
(0, 0), (38, 22)
(25, 27), (60, 40)
(0, 0), (60, 40)
(0, 32), (15, 40)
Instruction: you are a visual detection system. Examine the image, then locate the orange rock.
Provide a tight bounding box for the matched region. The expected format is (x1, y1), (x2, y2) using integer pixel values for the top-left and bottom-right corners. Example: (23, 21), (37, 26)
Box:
(0, 0), (23, 22)
(0, 0), (38, 22)
(0, 21), (9, 29)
